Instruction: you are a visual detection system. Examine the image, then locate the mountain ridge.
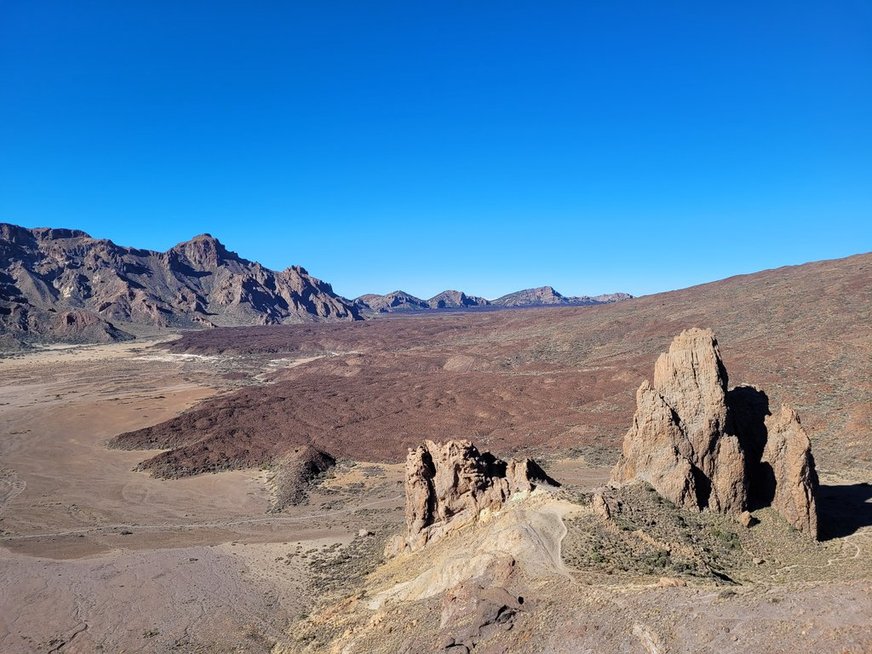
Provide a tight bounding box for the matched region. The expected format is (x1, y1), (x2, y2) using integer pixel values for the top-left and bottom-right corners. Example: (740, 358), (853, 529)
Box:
(0, 223), (360, 347)
(1, 222), (632, 346)
(354, 286), (631, 315)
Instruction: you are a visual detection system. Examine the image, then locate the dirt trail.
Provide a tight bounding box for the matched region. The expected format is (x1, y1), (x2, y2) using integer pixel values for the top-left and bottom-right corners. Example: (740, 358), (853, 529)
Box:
(1, 493), (402, 542)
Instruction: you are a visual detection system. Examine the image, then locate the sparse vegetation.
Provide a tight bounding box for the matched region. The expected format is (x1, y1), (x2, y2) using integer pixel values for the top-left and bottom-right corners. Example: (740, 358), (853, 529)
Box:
(563, 484), (746, 582)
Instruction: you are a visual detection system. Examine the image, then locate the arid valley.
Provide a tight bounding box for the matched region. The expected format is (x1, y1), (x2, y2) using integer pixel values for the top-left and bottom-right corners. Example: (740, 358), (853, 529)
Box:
(1, 252), (870, 653)
(3, 5), (871, 651)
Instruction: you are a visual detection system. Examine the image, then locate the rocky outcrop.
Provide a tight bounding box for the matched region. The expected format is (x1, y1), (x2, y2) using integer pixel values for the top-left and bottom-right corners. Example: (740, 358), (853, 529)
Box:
(388, 440), (557, 555)
(268, 446), (336, 512)
(353, 291), (429, 314)
(611, 328), (819, 538)
(491, 286), (633, 308)
(611, 380), (700, 510)
(762, 407), (819, 536)
(0, 223), (360, 346)
(427, 290), (491, 309)
(0, 302), (135, 347)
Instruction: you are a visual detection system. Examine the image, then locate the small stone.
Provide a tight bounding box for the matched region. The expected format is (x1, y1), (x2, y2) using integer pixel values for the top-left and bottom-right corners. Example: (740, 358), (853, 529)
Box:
(739, 511), (754, 528)
(357, 529), (373, 538)
(753, 557), (764, 565)
(592, 492), (611, 520)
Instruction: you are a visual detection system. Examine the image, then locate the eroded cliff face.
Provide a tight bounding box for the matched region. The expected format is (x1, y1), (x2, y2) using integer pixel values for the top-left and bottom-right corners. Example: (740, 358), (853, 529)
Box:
(387, 439), (557, 555)
(0, 223), (359, 345)
(611, 328), (818, 538)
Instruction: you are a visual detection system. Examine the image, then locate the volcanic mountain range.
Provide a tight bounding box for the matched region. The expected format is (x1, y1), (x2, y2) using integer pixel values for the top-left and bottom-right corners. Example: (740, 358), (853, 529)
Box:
(352, 287), (631, 315)
(0, 222), (630, 347)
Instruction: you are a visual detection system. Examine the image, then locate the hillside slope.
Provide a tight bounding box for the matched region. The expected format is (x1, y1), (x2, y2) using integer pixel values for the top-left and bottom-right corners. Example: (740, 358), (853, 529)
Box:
(113, 252), (871, 478)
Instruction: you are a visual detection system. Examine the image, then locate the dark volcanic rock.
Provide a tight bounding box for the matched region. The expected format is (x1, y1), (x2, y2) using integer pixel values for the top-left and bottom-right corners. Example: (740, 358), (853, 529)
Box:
(0, 302), (134, 347)
(269, 446), (336, 511)
(353, 291), (430, 314)
(428, 290), (491, 309)
(0, 222), (360, 344)
(491, 286), (632, 307)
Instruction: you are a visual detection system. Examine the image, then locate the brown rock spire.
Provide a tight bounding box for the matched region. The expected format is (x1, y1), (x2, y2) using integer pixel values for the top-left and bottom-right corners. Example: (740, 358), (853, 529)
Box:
(762, 407), (819, 537)
(610, 328), (819, 538)
(389, 440), (557, 555)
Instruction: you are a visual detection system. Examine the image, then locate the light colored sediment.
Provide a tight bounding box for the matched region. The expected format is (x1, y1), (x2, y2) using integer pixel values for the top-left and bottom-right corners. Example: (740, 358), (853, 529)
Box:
(0, 341), (404, 653)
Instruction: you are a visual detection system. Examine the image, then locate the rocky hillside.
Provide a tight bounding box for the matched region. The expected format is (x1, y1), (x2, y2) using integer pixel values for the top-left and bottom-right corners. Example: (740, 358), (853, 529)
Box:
(0, 223), (360, 346)
(353, 291), (430, 314)
(0, 222), (632, 344)
(355, 287), (627, 314)
(492, 286), (631, 307)
(355, 289), (492, 315)
(427, 289), (490, 309)
(118, 252), (870, 481)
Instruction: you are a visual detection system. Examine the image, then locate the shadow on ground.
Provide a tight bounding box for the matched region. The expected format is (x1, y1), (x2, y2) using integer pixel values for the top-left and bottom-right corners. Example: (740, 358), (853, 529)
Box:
(817, 483), (872, 540)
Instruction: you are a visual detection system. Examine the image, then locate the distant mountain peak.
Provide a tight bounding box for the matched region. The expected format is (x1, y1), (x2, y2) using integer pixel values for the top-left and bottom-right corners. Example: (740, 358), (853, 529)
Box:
(354, 290), (429, 313)
(168, 232), (242, 269)
(0, 222), (360, 347)
(493, 286), (566, 306)
(492, 286), (632, 308)
(427, 290), (491, 309)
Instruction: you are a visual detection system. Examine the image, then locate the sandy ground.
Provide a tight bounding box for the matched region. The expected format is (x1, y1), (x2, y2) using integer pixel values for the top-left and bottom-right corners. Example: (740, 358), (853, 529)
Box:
(0, 340), (404, 653)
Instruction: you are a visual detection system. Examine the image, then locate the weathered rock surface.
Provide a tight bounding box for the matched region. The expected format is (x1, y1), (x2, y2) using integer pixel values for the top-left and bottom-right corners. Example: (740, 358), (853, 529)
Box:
(388, 440), (557, 554)
(611, 380), (699, 510)
(0, 222), (360, 345)
(427, 290), (491, 310)
(762, 406), (819, 537)
(0, 303), (134, 347)
(268, 446), (336, 512)
(492, 286), (632, 307)
(353, 290), (430, 314)
(611, 328), (819, 538)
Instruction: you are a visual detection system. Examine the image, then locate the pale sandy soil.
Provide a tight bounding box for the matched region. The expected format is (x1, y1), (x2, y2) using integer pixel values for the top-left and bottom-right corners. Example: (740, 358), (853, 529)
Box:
(0, 340), (403, 653)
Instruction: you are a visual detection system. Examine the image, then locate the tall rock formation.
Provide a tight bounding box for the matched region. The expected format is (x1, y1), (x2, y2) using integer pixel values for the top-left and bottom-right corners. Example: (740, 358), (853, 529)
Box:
(388, 440), (557, 555)
(612, 380), (700, 510)
(762, 407), (819, 536)
(611, 328), (819, 538)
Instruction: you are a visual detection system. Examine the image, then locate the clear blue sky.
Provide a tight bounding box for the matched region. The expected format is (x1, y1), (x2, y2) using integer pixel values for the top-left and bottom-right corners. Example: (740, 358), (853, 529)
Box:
(1, 2), (870, 300)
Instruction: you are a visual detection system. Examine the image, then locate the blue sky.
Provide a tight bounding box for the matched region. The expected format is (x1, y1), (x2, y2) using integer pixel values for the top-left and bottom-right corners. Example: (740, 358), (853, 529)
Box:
(1, 2), (870, 300)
